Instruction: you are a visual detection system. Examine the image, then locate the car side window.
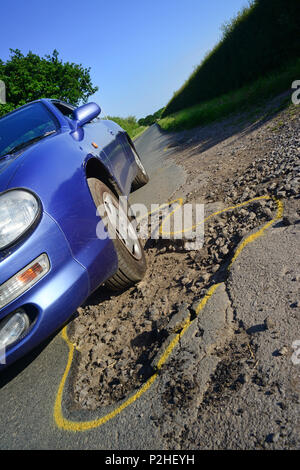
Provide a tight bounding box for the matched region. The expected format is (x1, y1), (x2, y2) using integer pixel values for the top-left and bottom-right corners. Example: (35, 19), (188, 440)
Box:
(52, 102), (75, 119)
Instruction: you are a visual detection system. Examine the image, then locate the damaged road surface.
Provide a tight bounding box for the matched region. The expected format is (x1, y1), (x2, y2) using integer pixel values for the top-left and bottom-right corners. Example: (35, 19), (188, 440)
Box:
(0, 98), (299, 449)
(154, 223), (300, 450)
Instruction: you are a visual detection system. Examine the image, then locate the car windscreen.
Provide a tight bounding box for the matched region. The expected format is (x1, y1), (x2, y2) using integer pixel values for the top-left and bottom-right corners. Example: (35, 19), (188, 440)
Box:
(0, 102), (58, 158)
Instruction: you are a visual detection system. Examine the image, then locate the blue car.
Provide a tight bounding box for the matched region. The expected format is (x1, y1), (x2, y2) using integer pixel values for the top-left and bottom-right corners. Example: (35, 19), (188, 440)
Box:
(0, 99), (149, 368)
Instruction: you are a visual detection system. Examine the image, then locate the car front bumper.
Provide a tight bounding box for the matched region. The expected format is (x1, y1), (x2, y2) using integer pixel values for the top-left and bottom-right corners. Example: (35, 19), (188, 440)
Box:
(0, 211), (89, 368)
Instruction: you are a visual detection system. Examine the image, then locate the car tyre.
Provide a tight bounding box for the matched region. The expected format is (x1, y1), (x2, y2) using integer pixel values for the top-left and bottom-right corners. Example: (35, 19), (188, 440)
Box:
(87, 178), (147, 290)
(131, 145), (149, 191)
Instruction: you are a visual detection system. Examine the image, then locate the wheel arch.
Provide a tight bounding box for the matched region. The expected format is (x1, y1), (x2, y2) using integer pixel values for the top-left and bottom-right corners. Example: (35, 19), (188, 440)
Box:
(85, 157), (122, 199)
(124, 132), (137, 152)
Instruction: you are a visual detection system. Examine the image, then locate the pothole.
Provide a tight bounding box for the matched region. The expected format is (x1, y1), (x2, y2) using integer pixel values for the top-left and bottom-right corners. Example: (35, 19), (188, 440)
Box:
(68, 197), (277, 411)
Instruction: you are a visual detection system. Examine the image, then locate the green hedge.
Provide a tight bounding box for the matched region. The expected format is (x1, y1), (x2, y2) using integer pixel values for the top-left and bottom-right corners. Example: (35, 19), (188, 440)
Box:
(162, 0), (300, 117)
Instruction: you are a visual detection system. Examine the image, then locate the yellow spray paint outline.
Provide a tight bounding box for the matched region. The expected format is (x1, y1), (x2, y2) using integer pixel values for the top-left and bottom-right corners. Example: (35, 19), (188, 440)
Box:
(54, 195), (283, 432)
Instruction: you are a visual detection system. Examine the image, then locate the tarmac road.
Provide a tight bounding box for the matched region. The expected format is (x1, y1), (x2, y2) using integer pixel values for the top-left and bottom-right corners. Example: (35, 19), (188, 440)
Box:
(130, 124), (186, 208)
(0, 124), (185, 450)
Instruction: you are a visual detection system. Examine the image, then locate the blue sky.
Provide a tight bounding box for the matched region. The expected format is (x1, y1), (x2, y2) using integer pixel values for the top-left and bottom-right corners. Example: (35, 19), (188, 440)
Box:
(0, 0), (248, 119)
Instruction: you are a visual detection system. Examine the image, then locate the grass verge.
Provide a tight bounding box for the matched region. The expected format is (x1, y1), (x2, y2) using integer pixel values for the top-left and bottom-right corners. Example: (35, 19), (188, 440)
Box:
(132, 126), (148, 141)
(159, 60), (300, 132)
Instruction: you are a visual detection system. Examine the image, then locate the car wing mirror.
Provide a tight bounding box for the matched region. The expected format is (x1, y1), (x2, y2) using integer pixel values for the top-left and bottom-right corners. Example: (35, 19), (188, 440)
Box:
(73, 102), (101, 127)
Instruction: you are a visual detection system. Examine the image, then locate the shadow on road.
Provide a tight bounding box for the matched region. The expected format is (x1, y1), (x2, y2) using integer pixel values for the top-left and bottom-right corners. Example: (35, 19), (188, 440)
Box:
(160, 92), (290, 160)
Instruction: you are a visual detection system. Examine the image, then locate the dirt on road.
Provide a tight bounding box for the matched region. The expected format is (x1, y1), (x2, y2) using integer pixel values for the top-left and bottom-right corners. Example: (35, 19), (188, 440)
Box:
(68, 92), (299, 449)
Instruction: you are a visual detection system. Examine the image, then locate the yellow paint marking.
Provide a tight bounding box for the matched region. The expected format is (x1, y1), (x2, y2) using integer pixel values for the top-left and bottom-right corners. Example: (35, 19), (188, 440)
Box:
(54, 196), (283, 432)
(228, 198), (284, 268)
(160, 195), (276, 237)
(54, 284), (220, 432)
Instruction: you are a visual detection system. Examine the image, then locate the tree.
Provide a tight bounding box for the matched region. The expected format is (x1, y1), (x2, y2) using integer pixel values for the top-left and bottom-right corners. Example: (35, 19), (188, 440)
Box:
(0, 49), (98, 117)
(138, 107), (164, 126)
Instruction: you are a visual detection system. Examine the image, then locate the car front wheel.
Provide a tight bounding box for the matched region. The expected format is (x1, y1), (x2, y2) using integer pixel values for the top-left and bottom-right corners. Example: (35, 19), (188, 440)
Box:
(87, 178), (147, 290)
(131, 145), (149, 191)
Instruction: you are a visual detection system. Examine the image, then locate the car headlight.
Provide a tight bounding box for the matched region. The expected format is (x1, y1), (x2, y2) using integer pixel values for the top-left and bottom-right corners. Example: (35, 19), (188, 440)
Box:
(0, 189), (40, 250)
